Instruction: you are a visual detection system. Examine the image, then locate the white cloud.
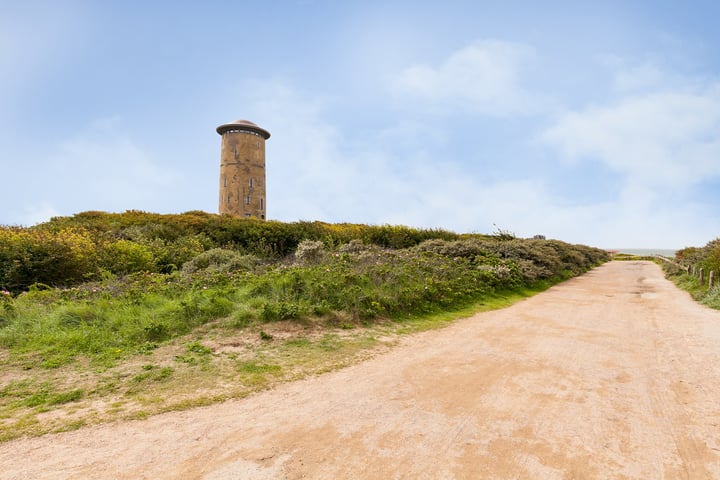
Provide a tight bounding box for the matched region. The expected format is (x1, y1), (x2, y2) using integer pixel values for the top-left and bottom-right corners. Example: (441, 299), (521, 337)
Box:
(226, 80), (509, 229)
(541, 82), (720, 189)
(612, 63), (667, 92)
(7, 203), (61, 227)
(229, 81), (354, 221)
(56, 119), (178, 202)
(1, 118), (182, 225)
(0, 3), (87, 126)
(391, 39), (541, 116)
(219, 79), (717, 248)
(536, 62), (720, 247)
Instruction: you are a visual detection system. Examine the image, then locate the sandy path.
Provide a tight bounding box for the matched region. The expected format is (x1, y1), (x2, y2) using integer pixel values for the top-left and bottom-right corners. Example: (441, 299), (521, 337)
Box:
(2, 261), (720, 479)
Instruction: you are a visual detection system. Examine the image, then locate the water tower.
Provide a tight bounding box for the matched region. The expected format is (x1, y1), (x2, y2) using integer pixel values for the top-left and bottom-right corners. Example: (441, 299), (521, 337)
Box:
(216, 119), (270, 219)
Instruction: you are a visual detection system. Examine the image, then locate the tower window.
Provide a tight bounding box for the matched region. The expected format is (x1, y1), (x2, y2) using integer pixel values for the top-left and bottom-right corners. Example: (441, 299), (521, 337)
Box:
(223, 176), (227, 187)
(233, 146), (239, 160)
(260, 198), (264, 210)
(249, 178), (254, 188)
(245, 195), (251, 205)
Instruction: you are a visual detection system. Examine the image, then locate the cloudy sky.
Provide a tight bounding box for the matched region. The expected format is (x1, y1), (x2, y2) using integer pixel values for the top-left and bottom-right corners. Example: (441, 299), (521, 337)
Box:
(2, 0), (719, 249)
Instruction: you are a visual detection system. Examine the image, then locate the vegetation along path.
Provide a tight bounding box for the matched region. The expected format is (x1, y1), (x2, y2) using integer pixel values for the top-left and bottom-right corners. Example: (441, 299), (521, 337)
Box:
(2, 260), (720, 479)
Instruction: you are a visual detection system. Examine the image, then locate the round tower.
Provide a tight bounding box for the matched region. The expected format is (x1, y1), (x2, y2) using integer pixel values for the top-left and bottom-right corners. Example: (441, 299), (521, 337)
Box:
(216, 119), (270, 219)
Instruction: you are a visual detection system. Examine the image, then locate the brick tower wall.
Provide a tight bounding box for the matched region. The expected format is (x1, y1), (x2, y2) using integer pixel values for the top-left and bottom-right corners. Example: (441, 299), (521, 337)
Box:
(218, 130), (266, 219)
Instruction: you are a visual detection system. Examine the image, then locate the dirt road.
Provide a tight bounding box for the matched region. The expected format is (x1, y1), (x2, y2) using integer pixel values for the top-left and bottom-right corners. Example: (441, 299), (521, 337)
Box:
(2, 261), (720, 479)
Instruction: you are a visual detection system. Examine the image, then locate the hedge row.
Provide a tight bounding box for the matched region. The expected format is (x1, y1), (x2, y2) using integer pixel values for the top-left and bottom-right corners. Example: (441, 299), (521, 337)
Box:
(1, 211), (460, 292)
(1, 211), (610, 295)
(675, 238), (720, 275)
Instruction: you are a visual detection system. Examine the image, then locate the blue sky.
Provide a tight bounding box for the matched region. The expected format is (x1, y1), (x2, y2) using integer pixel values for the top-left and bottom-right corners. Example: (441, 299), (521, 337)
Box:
(2, 0), (720, 248)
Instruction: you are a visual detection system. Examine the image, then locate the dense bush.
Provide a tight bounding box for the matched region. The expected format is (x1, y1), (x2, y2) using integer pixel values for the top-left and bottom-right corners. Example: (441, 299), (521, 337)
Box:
(669, 238), (720, 310)
(40, 210), (458, 255)
(0, 211), (462, 292)
(0, 212), (610, 294)
(676, 238), (720, 275)
(0, 215), (609, 367)
(412, 238), (607, 282)
(100, 240), (156, 274)
(294, 240), (326, 265)
(0, 227), (98, 291)
(181, 248), (260, 275)
(248, 236), (607, 321)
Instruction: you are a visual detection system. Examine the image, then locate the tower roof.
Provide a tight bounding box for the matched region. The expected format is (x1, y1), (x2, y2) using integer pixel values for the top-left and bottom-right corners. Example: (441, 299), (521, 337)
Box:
(216, 119), (271, 139)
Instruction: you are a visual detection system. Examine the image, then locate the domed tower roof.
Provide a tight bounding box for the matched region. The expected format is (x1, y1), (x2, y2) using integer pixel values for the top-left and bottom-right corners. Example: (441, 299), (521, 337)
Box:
(216, 119), (270, 139)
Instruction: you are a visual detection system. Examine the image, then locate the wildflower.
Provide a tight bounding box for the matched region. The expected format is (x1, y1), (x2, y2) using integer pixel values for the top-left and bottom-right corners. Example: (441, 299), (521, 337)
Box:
(0, 290), (10, 296)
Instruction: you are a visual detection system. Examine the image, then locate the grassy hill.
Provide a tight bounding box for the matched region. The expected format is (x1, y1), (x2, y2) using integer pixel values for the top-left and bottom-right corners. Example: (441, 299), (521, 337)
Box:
(0, 211), (609, 440)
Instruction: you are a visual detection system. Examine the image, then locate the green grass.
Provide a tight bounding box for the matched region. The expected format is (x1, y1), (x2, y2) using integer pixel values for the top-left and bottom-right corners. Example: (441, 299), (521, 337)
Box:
(0, 285), (553, 442)
(0, 244), (602, 370)
(667, 238), (720, 309)
(612, 253), (656, 261)
(0, 237), (607, 441)
(664, 268), (720, 310)
(702, 285), (720, 309)
(1, 380), (84, 410)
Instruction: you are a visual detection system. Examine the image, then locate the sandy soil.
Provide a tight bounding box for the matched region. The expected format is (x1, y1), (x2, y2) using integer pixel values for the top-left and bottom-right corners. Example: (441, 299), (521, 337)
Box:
(2, 261), (720, 479)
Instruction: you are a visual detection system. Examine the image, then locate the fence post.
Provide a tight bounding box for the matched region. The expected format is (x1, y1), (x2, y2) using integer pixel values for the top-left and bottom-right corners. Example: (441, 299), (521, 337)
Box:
(699, 268), (705, 284)
(710, 271), (715, 289)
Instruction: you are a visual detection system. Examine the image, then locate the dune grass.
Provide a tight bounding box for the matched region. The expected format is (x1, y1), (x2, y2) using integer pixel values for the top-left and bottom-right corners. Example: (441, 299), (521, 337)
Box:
(0, 232), (607, 441)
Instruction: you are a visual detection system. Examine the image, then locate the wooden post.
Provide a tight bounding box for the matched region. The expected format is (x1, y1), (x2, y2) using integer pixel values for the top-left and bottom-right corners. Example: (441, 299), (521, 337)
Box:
(699, 268), (704, 284)
(710, 271), (715, 289)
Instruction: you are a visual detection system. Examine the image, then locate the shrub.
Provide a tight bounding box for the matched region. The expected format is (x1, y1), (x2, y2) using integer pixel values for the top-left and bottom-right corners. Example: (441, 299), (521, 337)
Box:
(261, 302), (302, 321)
(0, 290), (14, 325)
(0, 227), (98, 292)
(144, 321), (170, 342)
(101, 240), (156, 274)
(671, 237), (720, 311)
(294, 240), (326, 264)
(702, 285), (720, 309)
(145, 234), (209, 273)
(338, 239), (368, 254)
(0, 223), (610, 368)
(182, 248), (259, 275)
(413, 238), (497, 262)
